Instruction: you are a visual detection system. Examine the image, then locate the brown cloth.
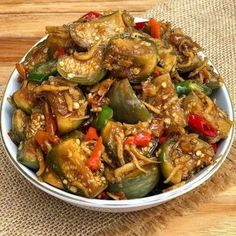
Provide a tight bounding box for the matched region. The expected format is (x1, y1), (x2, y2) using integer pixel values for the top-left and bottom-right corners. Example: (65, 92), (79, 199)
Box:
(0, 0), (236, 235)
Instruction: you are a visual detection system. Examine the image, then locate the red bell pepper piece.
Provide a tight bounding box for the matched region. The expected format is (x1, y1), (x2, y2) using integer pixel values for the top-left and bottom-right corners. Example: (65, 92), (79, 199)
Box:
(85, 127), (99, 141)
(87, 136), (103, 171)
(149, 18), (161, 38)
(187, 114), (217, 137)
(44, 103), (57, 135)
(82, 11), (101, 20)
(124, 136), (135, 146)
(54, 48), (65, 58)
(124, 131), (151, 147)
(35, 131), (60, 153)
(134, 22), (146, 30)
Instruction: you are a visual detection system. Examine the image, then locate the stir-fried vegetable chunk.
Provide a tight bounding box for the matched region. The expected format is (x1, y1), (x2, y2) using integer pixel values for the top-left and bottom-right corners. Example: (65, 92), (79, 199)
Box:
(160, 134), (214, 184)
(11, 109), (29, 143)
(142, 73), (186, 131)
(12, 82), (37, 114)
(103, 33), (158, 82)
(70, 11), (126, 48)
(108, 79), (151, 123)
(183, 92), (232, 143)
(57, 46), (106, 85)
(17, 140), (42, 170)
(107, 163), (159, 199)
(46, 87), (87, 134)
(47, 138), (107, 197)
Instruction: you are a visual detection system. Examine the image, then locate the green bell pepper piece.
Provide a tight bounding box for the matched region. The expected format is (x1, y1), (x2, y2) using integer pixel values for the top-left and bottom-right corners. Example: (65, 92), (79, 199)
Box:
(28, 60), (57, 83)
(96, 106), (113, 131)
(175, 80), (212, 96)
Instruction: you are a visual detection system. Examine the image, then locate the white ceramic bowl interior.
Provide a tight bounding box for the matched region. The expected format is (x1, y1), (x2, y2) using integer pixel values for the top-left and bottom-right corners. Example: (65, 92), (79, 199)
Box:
(0, 18), (235, 212)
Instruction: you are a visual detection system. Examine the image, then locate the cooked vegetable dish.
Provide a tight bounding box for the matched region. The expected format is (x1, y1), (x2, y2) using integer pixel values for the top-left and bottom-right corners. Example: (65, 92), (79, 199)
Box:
(9, 11), (232, 200)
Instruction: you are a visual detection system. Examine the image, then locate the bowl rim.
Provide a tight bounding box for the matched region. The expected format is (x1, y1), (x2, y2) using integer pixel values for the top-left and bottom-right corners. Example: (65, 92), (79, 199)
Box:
(0, 17), (235, 210)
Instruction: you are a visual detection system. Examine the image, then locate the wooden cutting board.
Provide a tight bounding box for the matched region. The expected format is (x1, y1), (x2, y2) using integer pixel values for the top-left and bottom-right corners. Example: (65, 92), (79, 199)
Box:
(0, 1), (235, 235)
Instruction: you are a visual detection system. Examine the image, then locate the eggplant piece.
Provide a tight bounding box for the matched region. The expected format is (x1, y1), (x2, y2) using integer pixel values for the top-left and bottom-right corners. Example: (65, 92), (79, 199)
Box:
(46, 138), (107, 197)
(108, 79), (151, 123)
(166, 30), (202, 73)
(57, 46), (106, 85)
(189, 62), (223, 89)
(23, 41), (49, 71)
(56, 115), (86, 135)
(142, 73), (186, 130)
(121, 10), (135, 27)
(47, 87), (87, 134)
(206, 79), (223, 89)
(45, 25), (73, 51)
(11, 109), (29, 143)
(24, 112), (46, 140)
(62, 130), (84, 140)
(177, 54), (202, 73)
(159, 134), (214, 185)
(17, 140), (42, 170)
(182, 92), (232, 143)
(12, 83), (37, 114)
(41, 167), (64, 189)
(70, 11), (126, 48)
(159, 138), (181, 184)
(47, 76), (78, 87)
(102, 121), (124, 166)
(108, 163), (160, 199)
(103, 33), (158, 82)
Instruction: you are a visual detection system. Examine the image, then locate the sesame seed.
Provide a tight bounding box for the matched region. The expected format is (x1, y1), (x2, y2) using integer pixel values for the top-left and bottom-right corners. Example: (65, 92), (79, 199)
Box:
(161, 82), (167, 88)
(164, 118), (171, 125)
(132, 67), (141, 75)
(73, 102), (80, 109)
(18, 142), (24, 151)
(144, 42), (151, 47)
(69, 186), (77, 193)
(43, 47), (48, 54)
(219, 112), (224, 118)
(75, 139), (80, 145)
(63, 179), (68, 185)
(59, 61), (64, 67)
(162, 95), (169, 100)
(196, 150), (202, 156)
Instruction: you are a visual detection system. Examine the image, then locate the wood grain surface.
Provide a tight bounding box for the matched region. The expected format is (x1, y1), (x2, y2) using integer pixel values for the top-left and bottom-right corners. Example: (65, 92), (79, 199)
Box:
(0, 1), (236, 235)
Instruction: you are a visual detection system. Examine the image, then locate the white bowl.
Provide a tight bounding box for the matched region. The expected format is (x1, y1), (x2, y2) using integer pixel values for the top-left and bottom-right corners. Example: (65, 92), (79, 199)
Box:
(0, 18), (235, 212)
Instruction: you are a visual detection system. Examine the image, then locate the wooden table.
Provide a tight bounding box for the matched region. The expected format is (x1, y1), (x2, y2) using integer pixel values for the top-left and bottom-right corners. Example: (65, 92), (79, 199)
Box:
(0, 1), (235, 235)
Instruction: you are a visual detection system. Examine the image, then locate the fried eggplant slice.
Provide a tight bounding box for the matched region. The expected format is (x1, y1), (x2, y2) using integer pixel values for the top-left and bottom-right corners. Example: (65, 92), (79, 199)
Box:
(70, 11), (126, 48)
(103, 33), (158, 82)
(47, 138), (107, 197)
